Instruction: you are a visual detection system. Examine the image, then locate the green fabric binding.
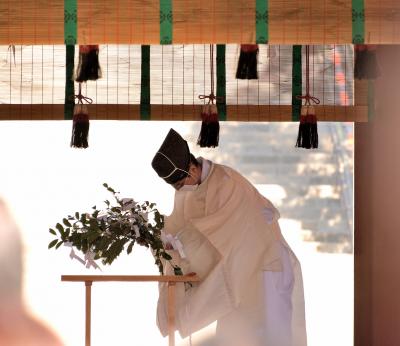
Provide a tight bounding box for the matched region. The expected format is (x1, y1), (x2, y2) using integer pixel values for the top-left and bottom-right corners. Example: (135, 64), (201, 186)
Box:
(256, 0), (268, 44)
(140, 45), (151, 120)
(160, 0), (173, 44)
(216, 45), (227, 121)
(292, 45), (302, 121)
(352, 0), (365, 44)
(64, 0), (77, 45)
(64, 45), (75, 120)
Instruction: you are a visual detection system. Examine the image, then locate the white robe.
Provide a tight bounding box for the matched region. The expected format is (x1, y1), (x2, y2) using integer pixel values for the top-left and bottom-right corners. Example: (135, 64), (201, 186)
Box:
(157, 160), (307, 346)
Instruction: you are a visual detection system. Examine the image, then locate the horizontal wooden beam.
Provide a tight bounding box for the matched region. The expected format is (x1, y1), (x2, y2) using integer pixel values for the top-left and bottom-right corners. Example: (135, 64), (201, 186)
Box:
(0, 104), (368, 122)
(0, 0), (398, 45)
(61, 274), (200, 283)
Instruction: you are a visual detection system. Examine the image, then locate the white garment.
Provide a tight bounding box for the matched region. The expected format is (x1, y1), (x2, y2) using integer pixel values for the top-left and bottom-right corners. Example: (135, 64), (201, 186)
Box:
(198, 157), (211, 183)
(156, 160), (307, 346)
(264, 243), (295, 346)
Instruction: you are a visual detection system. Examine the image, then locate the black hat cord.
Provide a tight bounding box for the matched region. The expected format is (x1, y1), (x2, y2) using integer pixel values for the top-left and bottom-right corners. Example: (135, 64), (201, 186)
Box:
(197, 45), (223, 148)
(295, 45), (320, 149)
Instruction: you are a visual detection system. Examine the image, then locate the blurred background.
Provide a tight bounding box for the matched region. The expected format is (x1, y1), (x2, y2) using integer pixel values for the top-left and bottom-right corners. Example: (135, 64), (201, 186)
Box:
(0, 120), (353, 346)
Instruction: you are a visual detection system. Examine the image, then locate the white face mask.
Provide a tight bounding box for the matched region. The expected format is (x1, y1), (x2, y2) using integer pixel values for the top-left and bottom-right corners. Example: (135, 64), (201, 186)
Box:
(179, 184), (199, 192)
(175, 172), (200, 192)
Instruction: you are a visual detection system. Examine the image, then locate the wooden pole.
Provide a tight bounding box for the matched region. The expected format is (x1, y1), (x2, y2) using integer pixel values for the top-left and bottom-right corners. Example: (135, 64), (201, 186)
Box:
(85, 281), (92, 346)
(167, 282), (176, 346)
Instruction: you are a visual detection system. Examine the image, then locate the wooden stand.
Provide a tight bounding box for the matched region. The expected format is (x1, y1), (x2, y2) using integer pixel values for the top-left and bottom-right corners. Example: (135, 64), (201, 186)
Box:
(61, 275), (200, 346)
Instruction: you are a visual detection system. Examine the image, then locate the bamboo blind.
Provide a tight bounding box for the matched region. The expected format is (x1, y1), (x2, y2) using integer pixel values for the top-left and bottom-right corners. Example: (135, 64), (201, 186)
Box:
(0, 0), (398, 45)
(0, 44), (369, 121)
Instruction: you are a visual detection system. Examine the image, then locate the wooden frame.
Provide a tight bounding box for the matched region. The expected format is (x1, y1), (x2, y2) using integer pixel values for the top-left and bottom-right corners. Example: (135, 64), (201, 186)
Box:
(0, 104), (368, 122)
(1, 1), (399, 44)
(61, 275), (200, 346)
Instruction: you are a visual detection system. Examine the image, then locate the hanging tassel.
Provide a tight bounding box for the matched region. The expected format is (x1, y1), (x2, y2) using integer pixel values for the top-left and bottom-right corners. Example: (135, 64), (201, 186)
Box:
(197, 104), (220, 148)
(197, 45), (222, 148)
(354, 44), (379, 80)
(197, 104), (210, 147)
(70, 83), (93, 149)
(207, 104), (220, 147)
(236, 44), (259, 79)
(296, 106), (310, 149)
(295, 106), (318, 149)
(308, 106), (318, 149)
(71, 104), (90, 149)
(75, 45), (102, 82)
(295, 46), (319, 149)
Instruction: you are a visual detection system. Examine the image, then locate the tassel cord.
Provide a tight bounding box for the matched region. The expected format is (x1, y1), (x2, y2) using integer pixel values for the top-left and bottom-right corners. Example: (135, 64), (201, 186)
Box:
(74, 83), (93, 105)
(198, 45), (224, 105)
(295, 45), (319, 149)
(296, 45), (320, 106)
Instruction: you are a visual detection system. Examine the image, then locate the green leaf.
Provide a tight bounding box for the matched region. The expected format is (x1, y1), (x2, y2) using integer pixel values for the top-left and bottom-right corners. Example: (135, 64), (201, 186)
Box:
(49, 228), (56, 236)
(82, 239), (89, 253)
(161, 252), (172, 260)
(174, 266), (183, 276)
(159, 261), (164, 275)
(96, 237), (110, 251)
(63, 218), (72, 227)
(48, 239), (58, 249)
(104, 239), (128, 264)
(56, 223), (64, 235)
(87, 231), (99, 243)
(127, 240), (135, 254)
(55, 240), (63, 249)
(103, 183), (116, 194)
(70, 233), (82, 250)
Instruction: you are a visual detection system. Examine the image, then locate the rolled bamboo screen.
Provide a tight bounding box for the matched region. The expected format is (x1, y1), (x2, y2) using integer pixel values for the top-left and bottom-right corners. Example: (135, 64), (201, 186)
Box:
(0, 44), (369, 121)
(0, 0), (398, 45)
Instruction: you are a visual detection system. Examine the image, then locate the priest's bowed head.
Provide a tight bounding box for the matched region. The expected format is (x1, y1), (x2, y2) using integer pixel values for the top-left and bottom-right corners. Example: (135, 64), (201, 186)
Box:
(151, 129), (201, 190)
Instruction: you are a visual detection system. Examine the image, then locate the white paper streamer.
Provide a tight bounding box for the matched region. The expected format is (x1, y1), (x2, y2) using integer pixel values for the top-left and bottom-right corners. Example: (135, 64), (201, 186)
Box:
(64, 242), (86, 265)
(132, 224), (140, 238)
(64, 243), (101, 270)
(161, 231), (186, 259)
(139, 211), (149, 222)
(173, 238), (186, 259)
(84, 251), (101, 270)
(121, 198), (136, 211)
(97, 214), (108, 222)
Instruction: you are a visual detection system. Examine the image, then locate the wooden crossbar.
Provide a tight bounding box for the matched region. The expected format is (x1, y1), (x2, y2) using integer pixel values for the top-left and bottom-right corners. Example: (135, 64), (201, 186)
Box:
(0, 104), (368, 122)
